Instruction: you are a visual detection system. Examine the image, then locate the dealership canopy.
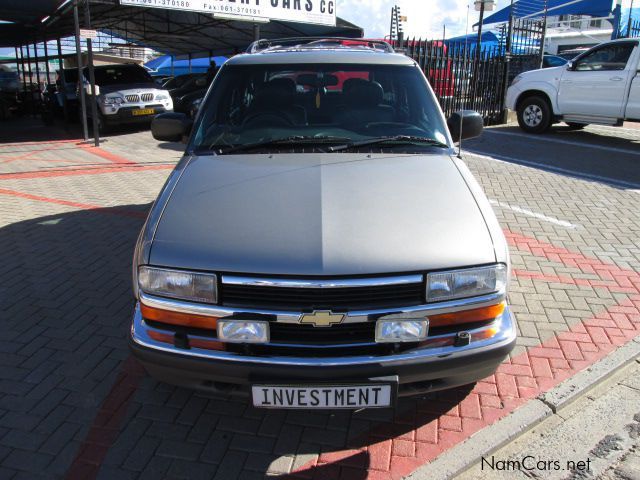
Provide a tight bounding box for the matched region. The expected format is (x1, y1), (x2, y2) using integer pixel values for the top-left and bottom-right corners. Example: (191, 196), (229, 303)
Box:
(481, 0), (614, 24)
(0, 0), (362, 57)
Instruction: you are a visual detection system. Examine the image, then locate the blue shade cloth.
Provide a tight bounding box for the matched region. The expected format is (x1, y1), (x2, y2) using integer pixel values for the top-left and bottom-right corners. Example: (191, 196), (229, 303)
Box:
(619, 7), (640, 33)
(145, 55), (227, 76)
(482, 0), (614, 25)
(444, 31), (501, 51)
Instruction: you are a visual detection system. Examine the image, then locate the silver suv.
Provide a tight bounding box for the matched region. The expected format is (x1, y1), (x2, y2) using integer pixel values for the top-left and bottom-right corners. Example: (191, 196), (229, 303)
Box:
(130, 38), (516, 409)
(81, 63), (173, 131)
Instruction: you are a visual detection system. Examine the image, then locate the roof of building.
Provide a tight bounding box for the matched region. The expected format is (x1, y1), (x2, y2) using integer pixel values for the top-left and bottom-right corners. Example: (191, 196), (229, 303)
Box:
(0, 1), (363, 58)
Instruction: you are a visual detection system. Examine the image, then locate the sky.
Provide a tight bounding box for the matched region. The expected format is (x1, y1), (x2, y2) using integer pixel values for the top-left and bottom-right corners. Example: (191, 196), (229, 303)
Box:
(336, 0), (508, 40)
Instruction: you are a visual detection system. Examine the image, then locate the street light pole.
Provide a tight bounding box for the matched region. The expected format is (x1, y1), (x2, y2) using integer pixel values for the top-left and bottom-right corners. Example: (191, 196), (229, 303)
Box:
(476, 0), (486, 53)
(73, 0), (89, 141)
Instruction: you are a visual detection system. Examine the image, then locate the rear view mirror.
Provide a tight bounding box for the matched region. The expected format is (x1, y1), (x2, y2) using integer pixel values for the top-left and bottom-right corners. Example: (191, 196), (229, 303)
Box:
(151, 112), (192, 142)
(447, 110), (483, 141)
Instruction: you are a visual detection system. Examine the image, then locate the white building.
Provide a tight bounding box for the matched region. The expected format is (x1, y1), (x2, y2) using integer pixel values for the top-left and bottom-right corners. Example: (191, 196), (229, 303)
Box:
(543, 14), (614, 54)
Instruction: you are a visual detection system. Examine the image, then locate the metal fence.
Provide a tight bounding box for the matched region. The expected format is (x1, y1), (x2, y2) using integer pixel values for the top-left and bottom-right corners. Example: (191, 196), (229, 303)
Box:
(401, 18), (545, 126)
(404, 41), (506, 125)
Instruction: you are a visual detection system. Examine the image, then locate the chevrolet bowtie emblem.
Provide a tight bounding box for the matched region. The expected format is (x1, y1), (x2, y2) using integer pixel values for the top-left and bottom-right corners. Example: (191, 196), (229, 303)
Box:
(300, 310), (344, 327)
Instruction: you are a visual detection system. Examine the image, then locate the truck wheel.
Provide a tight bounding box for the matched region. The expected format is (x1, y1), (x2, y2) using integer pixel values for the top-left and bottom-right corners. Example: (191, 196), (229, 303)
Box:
(566, 122), (586, 130)
(517, 96), (552, 134)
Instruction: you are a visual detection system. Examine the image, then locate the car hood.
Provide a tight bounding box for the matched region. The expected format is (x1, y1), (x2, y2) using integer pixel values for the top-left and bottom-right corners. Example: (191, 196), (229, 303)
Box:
(150, 153), (496, 276)
(98, 83), (159, 94)
(519, 65), (564, 81)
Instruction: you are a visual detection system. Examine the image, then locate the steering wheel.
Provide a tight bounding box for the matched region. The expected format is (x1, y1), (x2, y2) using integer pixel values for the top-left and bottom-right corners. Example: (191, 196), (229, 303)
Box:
(242, 112), (294, 127)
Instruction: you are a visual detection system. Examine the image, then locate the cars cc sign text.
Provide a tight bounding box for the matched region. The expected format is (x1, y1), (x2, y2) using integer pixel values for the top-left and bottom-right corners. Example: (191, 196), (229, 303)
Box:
(119, 0), (337, 26)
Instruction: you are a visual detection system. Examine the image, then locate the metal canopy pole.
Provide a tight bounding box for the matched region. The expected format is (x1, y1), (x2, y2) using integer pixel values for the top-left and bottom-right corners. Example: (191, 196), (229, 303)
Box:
(57, 38), (69, 124)
(84, 0), (100, 146)
(18, 47), (28, 106)
(25, 45), (34, 114)
(33, 43), (42, 91)
(73, 0), (89, 141)
(43, 41), (51, 87)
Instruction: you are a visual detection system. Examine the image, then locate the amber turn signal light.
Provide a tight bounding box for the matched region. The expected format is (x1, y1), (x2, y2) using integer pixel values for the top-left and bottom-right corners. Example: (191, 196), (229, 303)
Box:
(140, 303), (218, 330)
(428, 302), (505, 327)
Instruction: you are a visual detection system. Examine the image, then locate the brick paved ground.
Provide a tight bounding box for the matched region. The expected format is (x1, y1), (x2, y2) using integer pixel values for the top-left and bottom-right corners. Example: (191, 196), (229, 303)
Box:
(0, 118), (638, 480)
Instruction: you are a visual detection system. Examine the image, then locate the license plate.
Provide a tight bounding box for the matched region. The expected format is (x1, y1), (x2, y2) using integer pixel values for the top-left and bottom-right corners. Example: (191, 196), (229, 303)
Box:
(252, 384), (393, 409)
(132, 108), (155, 116)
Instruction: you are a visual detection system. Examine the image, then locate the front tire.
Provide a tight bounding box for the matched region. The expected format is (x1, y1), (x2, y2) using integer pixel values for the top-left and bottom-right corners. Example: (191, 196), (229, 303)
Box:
(517, 95), (552, 134)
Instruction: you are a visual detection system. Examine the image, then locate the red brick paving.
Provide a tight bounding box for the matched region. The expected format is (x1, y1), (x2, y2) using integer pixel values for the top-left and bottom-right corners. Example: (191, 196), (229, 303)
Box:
(284, 232), (640, 479)
(2, 136), (639, 480)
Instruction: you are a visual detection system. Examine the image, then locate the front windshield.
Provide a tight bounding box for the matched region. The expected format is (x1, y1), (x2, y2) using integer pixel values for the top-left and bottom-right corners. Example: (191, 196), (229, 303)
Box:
(191, 63), (450, 153)
(91, 65), (154, 86)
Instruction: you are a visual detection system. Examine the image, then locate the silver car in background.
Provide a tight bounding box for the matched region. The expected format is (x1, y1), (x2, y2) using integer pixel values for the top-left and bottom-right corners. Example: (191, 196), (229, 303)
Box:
(129, 38), (516, 410)
(81, 63), (173, 132)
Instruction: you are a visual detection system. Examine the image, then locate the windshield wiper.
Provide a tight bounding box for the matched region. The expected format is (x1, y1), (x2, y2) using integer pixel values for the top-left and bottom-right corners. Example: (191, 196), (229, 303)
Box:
(327, 135), (450, 153)
(213, 135), (351, 154)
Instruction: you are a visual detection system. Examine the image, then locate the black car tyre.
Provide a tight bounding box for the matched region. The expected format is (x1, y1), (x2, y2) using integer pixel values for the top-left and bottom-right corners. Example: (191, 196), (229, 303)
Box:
(517, 95), (552, 134)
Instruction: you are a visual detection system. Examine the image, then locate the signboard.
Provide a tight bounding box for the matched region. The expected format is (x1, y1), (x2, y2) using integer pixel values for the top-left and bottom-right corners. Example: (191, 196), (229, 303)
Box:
(80, 29), (98, 39)
(119, 0), (336, 26)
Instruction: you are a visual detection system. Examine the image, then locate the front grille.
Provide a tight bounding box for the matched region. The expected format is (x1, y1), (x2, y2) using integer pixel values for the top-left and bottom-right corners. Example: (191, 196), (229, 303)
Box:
(221, 282), (425, 311)
(125, 94), (140, 102)
(270, 321), (376, 344)
(141, 93), (154, 102)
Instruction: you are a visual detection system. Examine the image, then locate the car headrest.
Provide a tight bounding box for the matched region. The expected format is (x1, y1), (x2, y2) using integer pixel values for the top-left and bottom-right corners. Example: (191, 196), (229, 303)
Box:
(342, 78), (384, 106)
(252, 78), (297, 108)
(260, 78), (296, 96)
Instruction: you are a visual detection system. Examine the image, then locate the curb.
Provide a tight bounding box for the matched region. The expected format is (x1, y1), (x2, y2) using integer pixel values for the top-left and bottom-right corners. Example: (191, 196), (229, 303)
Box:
(405, 335), (640, 480)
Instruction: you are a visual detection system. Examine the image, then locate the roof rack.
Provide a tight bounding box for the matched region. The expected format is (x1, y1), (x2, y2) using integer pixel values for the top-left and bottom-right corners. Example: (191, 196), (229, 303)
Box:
(246, 37), (395, 54)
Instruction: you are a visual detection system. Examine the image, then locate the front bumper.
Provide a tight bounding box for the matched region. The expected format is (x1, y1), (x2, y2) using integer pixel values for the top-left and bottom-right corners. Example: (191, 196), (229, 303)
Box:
(130, 301), (516, 396)
(505, 85), (521, 111)
(100, 104), (172, 125)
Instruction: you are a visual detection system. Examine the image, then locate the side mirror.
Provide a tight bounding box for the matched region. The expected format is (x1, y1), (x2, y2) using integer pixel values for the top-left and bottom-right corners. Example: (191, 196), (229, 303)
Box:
(151, 112), (192, 142)
(566, 61), (573, 70)
(447, 110), (483, 142)
(84, 83), (99, 96)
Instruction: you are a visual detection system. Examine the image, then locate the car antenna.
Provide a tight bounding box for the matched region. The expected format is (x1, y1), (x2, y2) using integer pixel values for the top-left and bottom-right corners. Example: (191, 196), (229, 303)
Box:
(458, 3), (471, 160)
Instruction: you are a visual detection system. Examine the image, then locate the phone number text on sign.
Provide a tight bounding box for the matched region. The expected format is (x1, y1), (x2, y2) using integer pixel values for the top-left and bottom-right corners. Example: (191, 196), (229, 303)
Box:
(119, 0), (336, 26)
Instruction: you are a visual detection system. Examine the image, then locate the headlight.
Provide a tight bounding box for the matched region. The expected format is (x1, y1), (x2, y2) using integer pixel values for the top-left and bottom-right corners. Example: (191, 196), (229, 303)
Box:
(510, 75), (522, 86)
(100, 95), (124, 105)
(156, 93), (169, 100)
(138, 266), (217, 303)
(426, 264), (507, 302)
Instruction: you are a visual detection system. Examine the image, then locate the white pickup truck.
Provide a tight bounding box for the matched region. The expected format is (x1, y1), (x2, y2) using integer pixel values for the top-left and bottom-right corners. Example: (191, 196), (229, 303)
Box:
(506, 38), (640, 133)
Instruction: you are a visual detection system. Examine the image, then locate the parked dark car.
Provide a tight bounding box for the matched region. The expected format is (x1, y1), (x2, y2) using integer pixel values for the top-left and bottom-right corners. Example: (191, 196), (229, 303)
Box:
(53, 68), (80, 115)
(162, 73), (199, 90)
(168, 74), (208, 114)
